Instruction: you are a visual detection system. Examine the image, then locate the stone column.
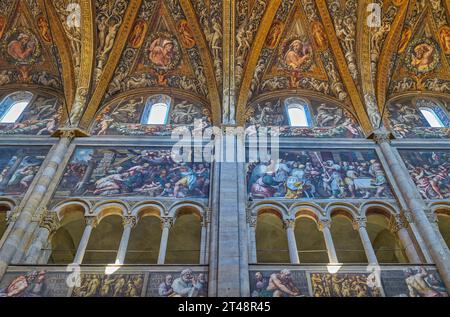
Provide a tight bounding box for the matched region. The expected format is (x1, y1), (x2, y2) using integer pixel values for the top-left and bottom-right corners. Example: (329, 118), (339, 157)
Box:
(318, 220), (339, 263)
(115, 216), (137, 265)
(0, 132), (74, 278)
(353, 217), (378, 265)
(24, 213), (60, 264)
(73, 217), (97, 265)
(199, 210), (210, 265)
(157, 217), (173, 265)
(373, 129), (450, 290)
(284, 219), (300, 264)
(390, 214), (422, 264)
(426, 212), (450, 254)
(247, 212), (257, 263)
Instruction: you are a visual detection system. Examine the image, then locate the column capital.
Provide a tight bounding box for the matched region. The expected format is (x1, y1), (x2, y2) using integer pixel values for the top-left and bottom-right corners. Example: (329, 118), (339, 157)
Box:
(370, 128), (395, 144)
(39, 213), (60, 233)
(352, 217), (367, 230)
(51, 127), (90, 139)
(424, 211), (439, 227)
(318, 219), (332, 231)
(283, 219), (296, 229)
(401, 209), (415, 224)
(85, 216), (97, 227)
(161, 217), (173, 229)
(6, 211), (19, 224)
(122, 216), (137, 228)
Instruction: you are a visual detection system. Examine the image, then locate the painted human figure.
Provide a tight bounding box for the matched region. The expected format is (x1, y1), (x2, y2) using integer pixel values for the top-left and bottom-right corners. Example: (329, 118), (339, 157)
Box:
(411, 43), (435, 71)
(129, 20), (147, 48)
(148, 38), (175, 67)
(7, 33), (36, 62)
(178, 20), (195, 48)
(266, 270), (301, 297)
(439, 27), (450, 54)
(171, 269), (203, 297)
(284, 40), (312, 70)
(37, 17), (52, 43)
(405, 268), (447, 297)
(159, 275), (174, 297)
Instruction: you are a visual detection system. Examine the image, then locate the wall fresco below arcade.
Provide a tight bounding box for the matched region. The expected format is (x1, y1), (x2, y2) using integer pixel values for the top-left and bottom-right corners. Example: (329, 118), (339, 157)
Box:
(249, 266), (448, 297)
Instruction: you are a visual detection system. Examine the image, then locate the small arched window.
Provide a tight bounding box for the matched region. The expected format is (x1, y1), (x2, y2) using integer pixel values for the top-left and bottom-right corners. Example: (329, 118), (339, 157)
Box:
(416, 99), (449, 128)
(285, 97), (312, 127)
(419, 107), (445, 128)
(0, 91), (33, 123)
(141, 95), (171, 125)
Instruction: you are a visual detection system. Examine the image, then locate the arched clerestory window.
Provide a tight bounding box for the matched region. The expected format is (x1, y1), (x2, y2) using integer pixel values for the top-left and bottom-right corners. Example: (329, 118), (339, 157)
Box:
(285, 97), (312, 127)
(416, 99), (449, 128)
(0, 91), (33, 123)
(141, 94), (171, 125)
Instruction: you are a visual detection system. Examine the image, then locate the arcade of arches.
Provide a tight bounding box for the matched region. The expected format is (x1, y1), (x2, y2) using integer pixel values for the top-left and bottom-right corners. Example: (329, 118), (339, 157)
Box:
(0, 0), (449, 297)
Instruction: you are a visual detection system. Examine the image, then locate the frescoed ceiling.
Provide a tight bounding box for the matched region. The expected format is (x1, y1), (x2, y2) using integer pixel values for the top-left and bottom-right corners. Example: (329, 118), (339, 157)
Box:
(0, 0), (448, 135)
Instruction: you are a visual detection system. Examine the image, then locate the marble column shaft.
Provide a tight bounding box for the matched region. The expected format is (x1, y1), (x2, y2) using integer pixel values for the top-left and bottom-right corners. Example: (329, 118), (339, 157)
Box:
(157, 217), (172, 265)
(284, 220), (300, 264)
(115, 216), (136, 264)
(375, 132), (450, 290)
(0, 136), (72, 278)
(319, 221), (339, 263)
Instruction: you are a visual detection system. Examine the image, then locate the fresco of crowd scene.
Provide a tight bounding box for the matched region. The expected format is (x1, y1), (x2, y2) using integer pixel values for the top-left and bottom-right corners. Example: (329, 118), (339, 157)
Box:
(400, 150), (449, 200)
(0, 147), (48, 195)
(247, 150), (393, 199)
(56, 148), (210, 198)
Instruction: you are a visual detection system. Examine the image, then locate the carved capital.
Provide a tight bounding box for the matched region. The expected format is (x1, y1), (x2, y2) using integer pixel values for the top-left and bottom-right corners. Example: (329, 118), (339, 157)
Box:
(85, 216), (97, 227)
(389, 214), (408, 233)
(6, 211), (19, 224)
(352, 217), (367, 230)
(318, 219), (332, 231)
(283, 219), (295, 229)
(122, 216), (137, 228)
(161, 217), (173, 229)
(371, 128), (394, 144)
(39, 213), (60, 233)
(401, 210), (414, 224)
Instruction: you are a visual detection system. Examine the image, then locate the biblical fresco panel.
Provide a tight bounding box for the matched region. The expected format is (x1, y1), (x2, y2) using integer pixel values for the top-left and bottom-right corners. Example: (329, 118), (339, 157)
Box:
(147, 269), (208, 297)
(72, 273), (144, 297)
(55, 147), (210, 199)
(388, 97), (449, 139)
(0, 266), (208, 297)
(399, 150), (449, 200)
(0, 92), (63, 135)
(247, 150), (393, 200)
(0, 271), (69, 297)
(92, 95), (211, 136)
(249, 266), (448, 297)
(246, 97), (363, 138)
(0, 146), (49, 195)
(381, 267), (448, 297)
